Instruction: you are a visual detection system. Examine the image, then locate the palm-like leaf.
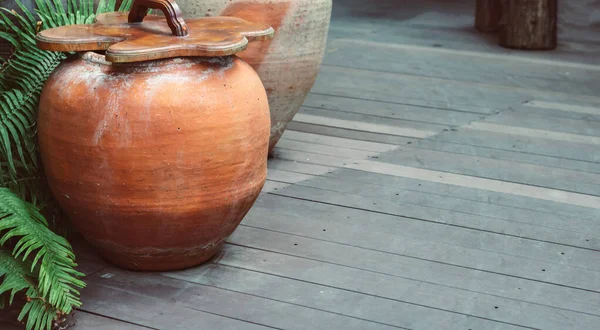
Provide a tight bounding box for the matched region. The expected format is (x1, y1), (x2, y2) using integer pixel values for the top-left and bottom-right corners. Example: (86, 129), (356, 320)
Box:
(0, 0), (132, 329)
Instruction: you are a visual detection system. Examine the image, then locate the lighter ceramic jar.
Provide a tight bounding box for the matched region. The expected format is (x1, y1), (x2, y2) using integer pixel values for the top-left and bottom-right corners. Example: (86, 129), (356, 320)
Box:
(178, 0), (333, 153)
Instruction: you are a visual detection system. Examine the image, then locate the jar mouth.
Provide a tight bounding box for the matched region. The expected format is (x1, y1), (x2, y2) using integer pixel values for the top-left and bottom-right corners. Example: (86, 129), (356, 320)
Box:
(79, 51), (234, 68)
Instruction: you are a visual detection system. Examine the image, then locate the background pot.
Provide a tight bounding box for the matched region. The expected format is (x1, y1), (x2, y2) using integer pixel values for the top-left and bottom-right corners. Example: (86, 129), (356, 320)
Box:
(38, 53), (270, 271)
(178, 0), (332, 153)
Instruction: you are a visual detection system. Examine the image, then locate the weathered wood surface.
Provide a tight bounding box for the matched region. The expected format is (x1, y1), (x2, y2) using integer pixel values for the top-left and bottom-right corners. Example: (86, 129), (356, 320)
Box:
(36, 11), (274, 62)
(475, 0), (501, 32)
(54, 0), (600, 329)
(499, 0), (558, 50)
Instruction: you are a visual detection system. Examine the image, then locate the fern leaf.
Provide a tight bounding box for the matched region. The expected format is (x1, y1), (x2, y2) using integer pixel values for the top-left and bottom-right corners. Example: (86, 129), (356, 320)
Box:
(0, 31), (19, 48)
(0, 188), (85, 314)
(0, 90), (40, 175)
(0, 247), (59, 330)
(0, 1), (135, 329)
(0, 247), (34, 305)
(119, 0), (133, 11)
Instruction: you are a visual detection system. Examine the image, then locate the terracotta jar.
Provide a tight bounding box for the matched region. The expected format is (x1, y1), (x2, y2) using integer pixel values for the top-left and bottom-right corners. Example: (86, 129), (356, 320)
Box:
(36, 1), (274, 271)
(178, 0), (333, 153)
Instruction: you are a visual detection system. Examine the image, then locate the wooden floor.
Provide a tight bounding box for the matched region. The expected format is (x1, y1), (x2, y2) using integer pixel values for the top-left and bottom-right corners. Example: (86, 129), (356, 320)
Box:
(5, 1), (600, 329)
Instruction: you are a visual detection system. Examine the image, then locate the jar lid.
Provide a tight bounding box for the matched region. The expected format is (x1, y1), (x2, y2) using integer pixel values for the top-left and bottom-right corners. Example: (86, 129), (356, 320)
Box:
(36, 0), (274, 63)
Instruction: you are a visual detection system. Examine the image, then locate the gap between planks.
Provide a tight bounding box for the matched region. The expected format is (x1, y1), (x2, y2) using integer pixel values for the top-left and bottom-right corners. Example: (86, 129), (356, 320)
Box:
(271, 138), (600, 209)
(85, 268), (403, 330)
(318, 63), (600, 107)
(264, 168), (600, 241)
(293, 113), (441, 139)
(267, 156), (600, 223)
(269, 147), (600, 220)
(288, 119), (600, 166)
(219, 239), (598, 330)
(328, 39), (600, 71)
(227, 222), (600, 317)
(345, 160), (600, 209)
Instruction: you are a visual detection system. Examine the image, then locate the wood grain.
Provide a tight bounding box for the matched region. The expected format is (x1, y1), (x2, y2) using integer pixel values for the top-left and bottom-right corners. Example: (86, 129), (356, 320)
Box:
(36, 12), (274, 62)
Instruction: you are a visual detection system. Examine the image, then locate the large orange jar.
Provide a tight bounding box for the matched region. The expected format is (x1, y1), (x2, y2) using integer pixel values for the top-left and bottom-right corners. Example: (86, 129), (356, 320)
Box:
(36, 4), (273, 271)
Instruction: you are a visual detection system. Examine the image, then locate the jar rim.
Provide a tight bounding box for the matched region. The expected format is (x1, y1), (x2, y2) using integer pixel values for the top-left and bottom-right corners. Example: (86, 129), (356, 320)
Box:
(78, 51), (234, 69)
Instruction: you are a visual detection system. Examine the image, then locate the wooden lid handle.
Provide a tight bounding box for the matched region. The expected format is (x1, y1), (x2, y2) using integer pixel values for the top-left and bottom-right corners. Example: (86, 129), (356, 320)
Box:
(128, 0), (189, 36)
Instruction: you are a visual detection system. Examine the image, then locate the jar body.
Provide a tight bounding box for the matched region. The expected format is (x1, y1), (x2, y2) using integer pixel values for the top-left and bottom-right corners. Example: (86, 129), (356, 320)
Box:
(179, 0), (333, 153)
(38, 53), (270, 271)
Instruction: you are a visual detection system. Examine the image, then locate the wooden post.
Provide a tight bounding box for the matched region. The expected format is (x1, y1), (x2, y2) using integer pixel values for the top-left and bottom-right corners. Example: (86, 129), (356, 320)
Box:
(499, 0), (557, 50)
(475, 0), (501, 32)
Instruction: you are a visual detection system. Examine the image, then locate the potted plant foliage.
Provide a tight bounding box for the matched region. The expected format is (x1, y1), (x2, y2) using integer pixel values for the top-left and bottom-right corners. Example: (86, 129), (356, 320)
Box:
(0, 1), (132, 329)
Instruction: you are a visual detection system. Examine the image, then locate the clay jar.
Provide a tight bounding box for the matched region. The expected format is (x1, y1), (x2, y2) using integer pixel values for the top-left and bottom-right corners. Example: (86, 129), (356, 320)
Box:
(38, 52), (270, 271)
(178, 0), (333, 153)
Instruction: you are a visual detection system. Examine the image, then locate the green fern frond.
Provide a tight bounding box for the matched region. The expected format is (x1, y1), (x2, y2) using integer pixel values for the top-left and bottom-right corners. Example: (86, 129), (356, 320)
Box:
(0, 188), (86, 311)
(0, 247), (35, 306)
(0, 1), (133, 328)
(0, 247), (60, 330)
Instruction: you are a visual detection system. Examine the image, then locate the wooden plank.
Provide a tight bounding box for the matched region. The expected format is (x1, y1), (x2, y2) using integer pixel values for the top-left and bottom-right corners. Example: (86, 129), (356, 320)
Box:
(76, 257), (107, 277)
(219, 242), (600, 330)
(323, 39), (600, 96)
(466, 122), (600, 145)
(323, 29), (600, 109)
(87, 269), (399, 330)
(282, 130), (398, 153)
(72, 236), (108, 277)
(68, 311), (154, 330)
(79, 277), (275, 330)
(242, 194), (600, 313)
(327, 169), (600, 220)
(484, 111), (600, 136)
(312, 65), (520, 114)
(271, 148), (353, 168)
(268, 158), (336, 176)
(0, 308), (152, 330)
(267, 168), (314, 184)
(413, 138), (600, 174)
(344, 160), (600, 209)
(303, 93), (485, 126)
(261, 180), (290, 193)
(298, 167), (600, 233)
(432, 128), (600, 163)
(326, 16), (600, 67)
(165, 263), (440, 330)
(524, 100), (600, 115)
(269, 174), (600, 241)
(514, 102), (600, 122)
(272, 147), (600, 220)
(0, 305), (26, 330)
(275, 132), (600, 195)
(286, 121), (416, 146)
(325, 0), (600, 62)
(377, 147), (600, 195)
(324, 168), (600, 221)
(293, 110), (442, 139)
(276, 139), (380, 159)
(282, 138), (600, 195)
(271, 182), (600, 257)
(254, 191), (600, 254)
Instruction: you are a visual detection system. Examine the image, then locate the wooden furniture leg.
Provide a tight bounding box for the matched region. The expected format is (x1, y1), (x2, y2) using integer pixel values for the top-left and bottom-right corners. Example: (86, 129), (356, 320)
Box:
(475, 0), (501, 32)
(499, 0), (557, 50)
